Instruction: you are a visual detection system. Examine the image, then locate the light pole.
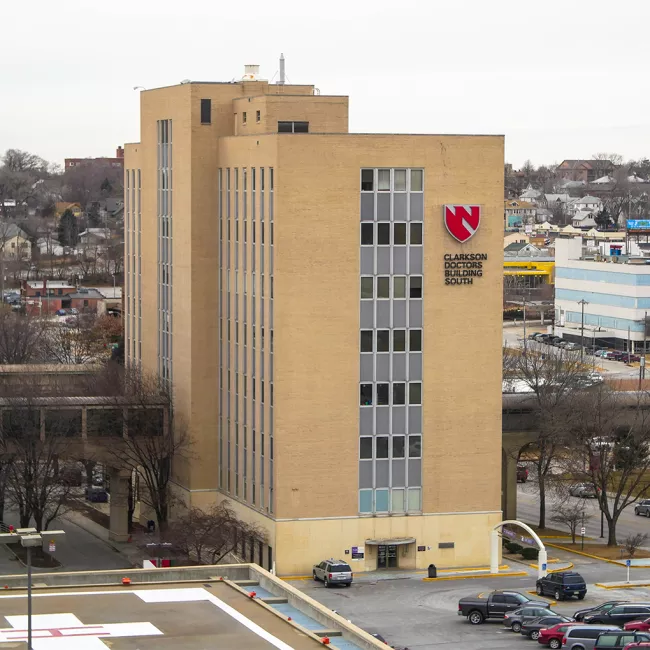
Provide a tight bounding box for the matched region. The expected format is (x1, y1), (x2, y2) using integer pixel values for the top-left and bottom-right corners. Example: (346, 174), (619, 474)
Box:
(578, 299), (589, 363)
(0, 527), (65, 649)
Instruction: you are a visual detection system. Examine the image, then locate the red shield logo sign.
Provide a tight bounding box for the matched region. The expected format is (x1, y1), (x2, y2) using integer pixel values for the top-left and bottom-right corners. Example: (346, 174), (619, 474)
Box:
(444, 205), (481, 243)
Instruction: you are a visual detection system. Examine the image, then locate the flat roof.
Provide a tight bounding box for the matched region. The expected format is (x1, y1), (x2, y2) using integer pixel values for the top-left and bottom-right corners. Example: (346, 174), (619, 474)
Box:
(0, 582), (322, 649)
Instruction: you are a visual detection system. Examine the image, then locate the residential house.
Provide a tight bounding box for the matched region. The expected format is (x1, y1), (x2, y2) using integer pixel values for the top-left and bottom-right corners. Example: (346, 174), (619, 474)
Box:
(503, 232), (530, 249)
(78, 228), (110, 246)
(572, 210), (598, 229)
(504, 199), (536, 229)
(570, 195), (603, 215)
(556, 159), (615, 183)
(504, 242), (543, 257)
(519, 184), (542, 205)
(0, 224), (31, 260)
(36, 237), (64, 257)
(55, 202), (82, 219)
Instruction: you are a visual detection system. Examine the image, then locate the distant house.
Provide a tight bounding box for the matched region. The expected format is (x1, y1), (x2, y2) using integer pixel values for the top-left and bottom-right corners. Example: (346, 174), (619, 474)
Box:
(55, 202), (82, 219)
(65, 147), (124, 171)
(78, 228), (111, 246)
(504, 199), (536, 229)
(572, 210), (598, 229)
(36, 236), (64, 257)
(519, 184), (542, 205)
(0, 224), (31, 260)
(556, 159), (615, 183)
(504, 242), (542, 257)
(570, 195), (603, 215)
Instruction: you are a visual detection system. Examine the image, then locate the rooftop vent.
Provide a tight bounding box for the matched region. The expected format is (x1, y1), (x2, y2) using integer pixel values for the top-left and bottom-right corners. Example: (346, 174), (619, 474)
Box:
(242, 65), (260, 81)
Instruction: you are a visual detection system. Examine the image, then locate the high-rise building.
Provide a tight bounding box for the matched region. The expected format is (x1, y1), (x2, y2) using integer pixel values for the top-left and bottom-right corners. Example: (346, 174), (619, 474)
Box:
(124, 63), (504, 575)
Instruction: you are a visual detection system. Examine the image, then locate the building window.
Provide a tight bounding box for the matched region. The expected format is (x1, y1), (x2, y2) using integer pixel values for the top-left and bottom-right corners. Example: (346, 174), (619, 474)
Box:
(409, 329), (422, 352)
(376, 383), (389, 406)
(407, 488), (421, 512)
(361, 223), (373, 246)
(375, 488), (389, 512)
(360, 277), (373, 299)
(409, 382), (422, 405)
(243, 112), (247, 124)
(277, 121), (308, 133)
(360, 384), (372, 406)
(359, 489), (373, 513)
(376, 436), (389, 459)
(200, 99), (211, 124)
(377, 330), (389, 353)
(394, 169), (407, 192)
(393, 382), (406, 405)
(360, 330), (373, 353)
(409, 434), (422, 458)
(392, 435), (405, 459)
(361, 169), (374, 192)
(359, 437), (373, 459)
(409, 276), (423, 299)
(393, 330), (406, 352)
(256, 110), (261, 122)
(410, 169), (423, 191)
(393, 222), (407, 245)
(393, 276), (406, 299)
(378, 169), (390, 192)
(410, 223), (423, 245)
(377, 276), (390, 299)
(377, 223), (390, 246)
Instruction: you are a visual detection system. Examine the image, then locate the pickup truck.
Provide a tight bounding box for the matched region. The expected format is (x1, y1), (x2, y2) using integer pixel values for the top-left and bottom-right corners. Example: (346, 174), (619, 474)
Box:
(458, 590), (548, 625)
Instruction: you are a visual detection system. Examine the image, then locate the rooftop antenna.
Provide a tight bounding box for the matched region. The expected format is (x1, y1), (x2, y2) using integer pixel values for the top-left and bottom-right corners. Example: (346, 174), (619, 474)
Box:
(279, 53), (285, 85)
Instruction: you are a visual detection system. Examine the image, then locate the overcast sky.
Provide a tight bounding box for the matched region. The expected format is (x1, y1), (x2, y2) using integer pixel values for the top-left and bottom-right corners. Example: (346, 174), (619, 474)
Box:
(2, 0), (649, 169)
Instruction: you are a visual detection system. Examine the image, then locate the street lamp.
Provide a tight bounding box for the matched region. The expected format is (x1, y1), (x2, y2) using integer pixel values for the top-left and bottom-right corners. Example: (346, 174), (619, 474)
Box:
(0, 527), (65, 650)
(578, 299), (589, 363)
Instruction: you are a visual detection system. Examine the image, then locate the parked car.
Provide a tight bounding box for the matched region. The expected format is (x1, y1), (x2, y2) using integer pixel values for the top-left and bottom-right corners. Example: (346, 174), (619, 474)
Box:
(517, 465), (529, 483)
(565, 342), (581, 351)
(575, 601), (630, 622)
(519, 614), (571, 640)
(635, 500), (650, 517)
(594, 631), (650, 649)
(584, 604), (650, 625)
(562, 625), (621, 650)
(529, 333), (541, 340)
(312, 559), (353, 587)
(503, 605), (556, 633)
(85, 485), (108, 503)
(538, 621), (581, 648)
(570, 483), (599, 498)
(595, 349), (610, 358)
(536, 571), (587, 601)
(457, 590), (547, 625)
(625, 618), (650, 632)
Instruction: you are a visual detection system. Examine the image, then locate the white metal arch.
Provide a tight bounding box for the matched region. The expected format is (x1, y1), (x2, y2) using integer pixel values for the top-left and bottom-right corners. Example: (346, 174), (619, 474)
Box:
(491, 519), (548, 579)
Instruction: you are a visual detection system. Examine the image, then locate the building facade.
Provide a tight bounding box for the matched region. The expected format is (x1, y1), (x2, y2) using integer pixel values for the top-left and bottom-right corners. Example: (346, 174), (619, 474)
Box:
(124, 68), (504, 575)
(555, 237), (650, 351)
(65, 147), (125, 170)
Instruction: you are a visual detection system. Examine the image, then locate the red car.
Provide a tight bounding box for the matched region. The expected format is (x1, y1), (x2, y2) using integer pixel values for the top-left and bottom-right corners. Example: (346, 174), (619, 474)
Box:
(625, 618), (650, 632)
(537, 621), (580, 648)
(623, 643), (650, 649)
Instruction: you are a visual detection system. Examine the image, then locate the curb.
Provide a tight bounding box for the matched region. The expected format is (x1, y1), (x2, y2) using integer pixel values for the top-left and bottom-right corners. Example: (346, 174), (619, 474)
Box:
(530, 562), (575, 573)
(544, 542), (640, 567)
(422, 571), (528, 582)
(595, 582), (650, 589)
(526, 591), (557, 606)
(282, 564), (511, 581)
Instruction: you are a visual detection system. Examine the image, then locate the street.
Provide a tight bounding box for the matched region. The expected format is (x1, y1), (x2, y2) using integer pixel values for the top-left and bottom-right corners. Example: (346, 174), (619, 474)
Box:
(517, 482), (650, 544)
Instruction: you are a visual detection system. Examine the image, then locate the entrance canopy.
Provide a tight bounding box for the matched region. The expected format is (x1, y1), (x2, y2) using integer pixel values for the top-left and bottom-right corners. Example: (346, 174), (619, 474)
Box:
(365, 537), (415, 546)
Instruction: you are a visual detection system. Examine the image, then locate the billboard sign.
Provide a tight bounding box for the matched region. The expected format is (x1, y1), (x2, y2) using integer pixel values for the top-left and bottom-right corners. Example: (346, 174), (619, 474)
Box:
(627, 220), (650, 230)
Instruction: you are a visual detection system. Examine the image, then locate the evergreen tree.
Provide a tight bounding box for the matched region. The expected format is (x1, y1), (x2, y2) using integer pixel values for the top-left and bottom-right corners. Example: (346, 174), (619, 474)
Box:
(57, 209), (79, 247)
(595, 208), (613, 231)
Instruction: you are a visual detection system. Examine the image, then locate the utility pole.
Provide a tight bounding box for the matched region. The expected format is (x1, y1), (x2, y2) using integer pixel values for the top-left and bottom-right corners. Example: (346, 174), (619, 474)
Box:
(522, 297), (527, 354)
(578, 299), (589, 363)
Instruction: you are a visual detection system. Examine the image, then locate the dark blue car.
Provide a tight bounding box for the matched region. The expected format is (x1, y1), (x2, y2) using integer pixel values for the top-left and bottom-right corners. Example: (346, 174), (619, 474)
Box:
(535, 571), (587, 601)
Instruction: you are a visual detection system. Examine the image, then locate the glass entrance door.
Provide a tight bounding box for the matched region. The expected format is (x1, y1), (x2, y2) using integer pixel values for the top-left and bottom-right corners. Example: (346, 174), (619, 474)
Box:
(377, 545), (398, 569)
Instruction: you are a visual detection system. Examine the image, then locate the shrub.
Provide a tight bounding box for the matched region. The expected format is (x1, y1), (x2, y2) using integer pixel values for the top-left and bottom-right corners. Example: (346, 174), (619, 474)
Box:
(521, 547), (539, 561)
(505, 542), (524, 554)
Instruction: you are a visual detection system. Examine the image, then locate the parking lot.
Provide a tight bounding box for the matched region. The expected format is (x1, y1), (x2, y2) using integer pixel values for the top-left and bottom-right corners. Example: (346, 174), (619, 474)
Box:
(293, 555), (650, 650)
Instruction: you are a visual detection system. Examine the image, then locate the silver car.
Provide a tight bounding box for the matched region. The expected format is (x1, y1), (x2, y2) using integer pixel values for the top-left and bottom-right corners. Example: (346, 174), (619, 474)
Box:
(563, 625), (619, 650)
(313, 559), (353, 587)
(635, 499), (650, 517)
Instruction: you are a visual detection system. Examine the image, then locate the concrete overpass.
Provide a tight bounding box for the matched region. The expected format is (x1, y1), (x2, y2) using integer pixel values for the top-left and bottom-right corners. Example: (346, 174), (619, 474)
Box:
(0, 395), (169, 543)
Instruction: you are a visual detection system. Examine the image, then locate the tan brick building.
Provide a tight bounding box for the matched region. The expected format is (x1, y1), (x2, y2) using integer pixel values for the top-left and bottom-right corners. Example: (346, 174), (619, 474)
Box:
(124, 65), (504, 575)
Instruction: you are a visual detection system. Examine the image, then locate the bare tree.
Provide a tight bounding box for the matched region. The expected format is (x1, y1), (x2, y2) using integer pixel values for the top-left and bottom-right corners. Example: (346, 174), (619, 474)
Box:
(0, 310), (45, 364)
(62, 163), (123, 211)
(514, 343), (585, 529)
(0, 399), (80, 530)
(551, 502), (593, 544)
(41, 315), (103, 364)
(91, 365), (191, 531)
(164, 501), (266, 565)
(565, 388), (650, 546)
